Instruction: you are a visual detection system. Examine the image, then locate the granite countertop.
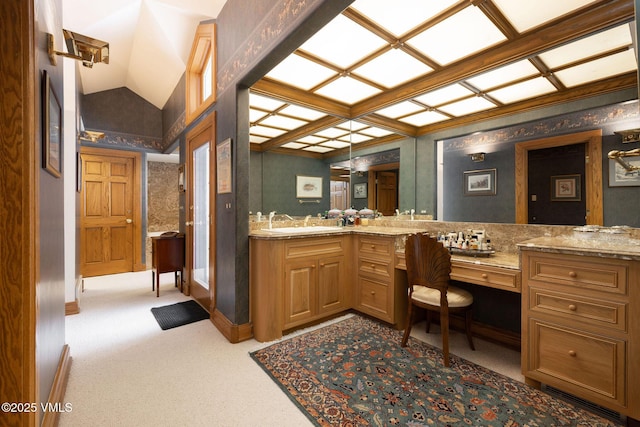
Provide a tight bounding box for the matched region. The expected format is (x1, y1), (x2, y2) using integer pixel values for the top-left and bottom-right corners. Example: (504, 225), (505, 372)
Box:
(517, 233), (640, 261)
(249, 225), (429, 238)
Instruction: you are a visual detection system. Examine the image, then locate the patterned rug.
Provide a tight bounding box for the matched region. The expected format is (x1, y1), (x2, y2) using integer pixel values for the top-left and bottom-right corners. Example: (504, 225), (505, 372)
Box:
(250, 315), (620, 427)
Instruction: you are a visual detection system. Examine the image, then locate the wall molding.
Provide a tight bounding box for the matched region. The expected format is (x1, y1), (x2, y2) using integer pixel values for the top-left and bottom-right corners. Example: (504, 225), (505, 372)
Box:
(211, 309), (253, 343)
(41, 345), (72, 427)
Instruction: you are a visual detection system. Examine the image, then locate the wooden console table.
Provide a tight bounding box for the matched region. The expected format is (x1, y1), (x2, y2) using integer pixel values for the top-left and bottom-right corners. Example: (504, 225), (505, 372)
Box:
(151, 233), (185, 297)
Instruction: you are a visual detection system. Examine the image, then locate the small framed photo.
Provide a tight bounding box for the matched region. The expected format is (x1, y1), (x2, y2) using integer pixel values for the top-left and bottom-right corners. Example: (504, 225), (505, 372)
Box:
(42, 70), (62, 178)
(608, 158), (640, 187)
(216, 138), (232, 194)
(353, 182), (367, 199)
(464, 169), (496, 196)
(178, 164), (186, 192)
(551, 174), (581, 201)
(296, 175), (322, 198)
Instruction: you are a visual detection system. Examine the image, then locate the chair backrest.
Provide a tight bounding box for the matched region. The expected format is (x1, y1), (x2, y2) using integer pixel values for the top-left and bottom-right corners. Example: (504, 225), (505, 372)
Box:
(405, 233), (452, 295)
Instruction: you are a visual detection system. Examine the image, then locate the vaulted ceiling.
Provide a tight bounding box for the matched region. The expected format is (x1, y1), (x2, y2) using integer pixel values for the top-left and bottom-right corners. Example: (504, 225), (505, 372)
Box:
(249, 0), (638, 158)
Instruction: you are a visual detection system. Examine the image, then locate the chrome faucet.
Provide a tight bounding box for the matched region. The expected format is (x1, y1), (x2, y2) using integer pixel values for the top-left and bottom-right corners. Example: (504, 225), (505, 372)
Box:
(256, 211), (262, 222)
(304, 215), (311, 227)
(268, 211), (276, 229)
(410, 209), (415, 221)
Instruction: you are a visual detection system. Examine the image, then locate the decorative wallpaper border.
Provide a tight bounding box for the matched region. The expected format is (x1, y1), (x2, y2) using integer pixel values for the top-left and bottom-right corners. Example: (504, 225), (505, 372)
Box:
(444, 100), (640, 151)
(85, 130), (164, 152)
(217, 0), (322, 95)
(163, 111), (185, 149)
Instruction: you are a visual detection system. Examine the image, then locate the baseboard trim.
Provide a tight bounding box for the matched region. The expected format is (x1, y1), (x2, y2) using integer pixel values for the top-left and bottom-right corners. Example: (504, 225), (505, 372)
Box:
(65, 299), (79, 316)
(41, 344), (72, 427)
(211, 309), (253, 343)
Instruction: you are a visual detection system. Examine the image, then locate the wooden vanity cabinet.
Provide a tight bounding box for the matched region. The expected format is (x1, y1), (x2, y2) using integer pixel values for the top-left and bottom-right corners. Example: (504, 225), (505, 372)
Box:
(354, 235), (406, 326)
(521, 250), (640, 420)
(251, 235), (349, 341)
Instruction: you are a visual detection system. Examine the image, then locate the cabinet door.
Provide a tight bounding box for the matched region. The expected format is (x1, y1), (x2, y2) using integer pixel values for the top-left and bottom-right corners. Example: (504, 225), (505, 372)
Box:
(318, 255), (346, 314)
(283, 259), (317, 328)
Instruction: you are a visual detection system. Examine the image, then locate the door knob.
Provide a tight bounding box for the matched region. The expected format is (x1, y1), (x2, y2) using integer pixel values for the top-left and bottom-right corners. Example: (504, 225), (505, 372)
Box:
(185, 221), (194, 226)
(125, 218), (133, 224)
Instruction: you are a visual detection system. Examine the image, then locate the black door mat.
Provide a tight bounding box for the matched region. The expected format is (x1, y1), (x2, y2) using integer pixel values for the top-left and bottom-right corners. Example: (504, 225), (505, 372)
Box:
(151, 300), (209, 330)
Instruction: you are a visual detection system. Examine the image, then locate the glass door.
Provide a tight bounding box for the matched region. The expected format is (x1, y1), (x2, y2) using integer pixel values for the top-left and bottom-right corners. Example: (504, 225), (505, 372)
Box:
(185, 117), (215, 312)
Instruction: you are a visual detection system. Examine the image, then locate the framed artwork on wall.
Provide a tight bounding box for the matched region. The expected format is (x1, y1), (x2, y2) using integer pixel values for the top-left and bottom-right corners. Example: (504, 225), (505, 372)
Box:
(608, 158), (640, 187)
(296, 175), (322, 198)
(216, 138), (232, 194)
(550, 174), (581, 201)
(463, 169), (496, 196)
(42, 70), (62, 178)
(353, 183), (367, 199)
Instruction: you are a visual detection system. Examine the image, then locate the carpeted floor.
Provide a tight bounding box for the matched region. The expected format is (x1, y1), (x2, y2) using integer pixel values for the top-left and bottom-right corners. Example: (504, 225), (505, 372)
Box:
(251, 315), (621, 427)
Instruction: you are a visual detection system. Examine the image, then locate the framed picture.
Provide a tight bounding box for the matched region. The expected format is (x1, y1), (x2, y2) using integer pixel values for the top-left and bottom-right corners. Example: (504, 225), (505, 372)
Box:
(178, 164), (186, 192)
(463, 169), (496, 196)
(608, 158), (640, 187)
(296, 175), (322, 198)
(551, 174), (581, 201)
(353, 182), (367, 199)
(42, 70), (62, 178)
(216, 138), (232, 194)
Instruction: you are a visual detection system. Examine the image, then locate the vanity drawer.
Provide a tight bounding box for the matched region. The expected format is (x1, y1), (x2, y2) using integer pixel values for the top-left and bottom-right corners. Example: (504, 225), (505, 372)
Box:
(528, 287), (627, 332)
(526, 319), (626, 407)
(357, 236), (393, 259)
(284, 237), (345, 259)
(358, 256), (392, 281)
(526, 252), (628, 296)
(451, 263), (521, 293)
(357, 276), (391, 322)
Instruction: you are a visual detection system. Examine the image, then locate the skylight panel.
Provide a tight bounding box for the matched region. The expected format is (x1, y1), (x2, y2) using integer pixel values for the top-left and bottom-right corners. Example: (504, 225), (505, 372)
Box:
(316, 127), (350, 139)
(349, 133), (373, 143)
(260, 114), (308, 130)
(249, 93), (285, 110)
(376, 101), (424, 119)
(350, 0), (458, 38)
(360, 127), (393, 137)
(265, 53), (337, 90)
(488, 77), (557, 104)
(320, 140), (351, 149)
(492, 0), (596, 32)
(553, 50), (637, 87)
(299, 14), (387, 69)
(353, 48), (433, 88)
(399, 110), (449, 126)
(303, 145), (334, 153)
(439, 97), (496, 116)
(314, 76), (382, 104)
(466, 60), (539, 91)
(414, 84), (474, 107)
(538, 25), (633, 69)
(281, 142), (308, 149)
(250, 108), (268, 123)
(297, 135), (326, 144)
(250, 125), (287, 138)
(279, 104), (327, 121)
(408, 6), (506, 66)
(250, 135), (268, 144)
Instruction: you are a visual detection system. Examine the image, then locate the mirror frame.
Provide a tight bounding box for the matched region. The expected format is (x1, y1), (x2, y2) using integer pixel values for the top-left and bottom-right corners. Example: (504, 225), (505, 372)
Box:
(514, 129), (603, 225)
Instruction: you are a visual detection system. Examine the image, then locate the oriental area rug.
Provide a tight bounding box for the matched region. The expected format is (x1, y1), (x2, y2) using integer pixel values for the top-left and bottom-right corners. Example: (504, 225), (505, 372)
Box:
(250, 315), (620, 427)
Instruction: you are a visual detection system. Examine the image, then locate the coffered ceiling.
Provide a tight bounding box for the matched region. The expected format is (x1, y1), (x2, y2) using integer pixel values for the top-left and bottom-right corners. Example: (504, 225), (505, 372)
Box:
(249, 0), (638, 157)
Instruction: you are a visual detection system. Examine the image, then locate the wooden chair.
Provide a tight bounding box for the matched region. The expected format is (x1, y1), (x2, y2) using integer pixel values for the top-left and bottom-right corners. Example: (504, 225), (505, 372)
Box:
(401, 233), (475, 366)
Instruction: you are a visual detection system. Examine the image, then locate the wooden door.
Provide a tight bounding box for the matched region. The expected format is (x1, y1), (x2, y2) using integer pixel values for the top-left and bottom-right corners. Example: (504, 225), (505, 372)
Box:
(80, 148), (141, 277)
(376, 171), (398, 216)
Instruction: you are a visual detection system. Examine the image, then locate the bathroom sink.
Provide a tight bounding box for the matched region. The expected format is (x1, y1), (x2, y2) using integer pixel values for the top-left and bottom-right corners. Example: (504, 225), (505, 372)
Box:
(262, 226), (343, 233)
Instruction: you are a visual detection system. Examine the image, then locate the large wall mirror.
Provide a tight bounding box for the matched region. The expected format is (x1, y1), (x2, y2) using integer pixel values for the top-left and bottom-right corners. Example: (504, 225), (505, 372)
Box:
(247, 1), (639, 227)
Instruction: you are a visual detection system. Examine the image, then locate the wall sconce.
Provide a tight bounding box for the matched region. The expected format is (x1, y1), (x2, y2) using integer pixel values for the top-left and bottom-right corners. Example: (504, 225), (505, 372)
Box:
(614, 129), (640, 143)
(47, 29), (109, 68)
(470, 152), (485, 162)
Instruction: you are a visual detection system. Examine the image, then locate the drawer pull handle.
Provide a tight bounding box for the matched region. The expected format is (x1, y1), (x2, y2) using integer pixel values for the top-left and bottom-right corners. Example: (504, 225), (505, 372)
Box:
(568, 271), (577, 278)
(311, 265), (316, 269)
(319, 263), (325, 267)
(568, 350), (577, 357)
(481, 273), (488, 279)
(371, 245), (376, 249)
(370, 291), (375, 295)
(371, 264), (376, 269)
(568, 304), (577, 311)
